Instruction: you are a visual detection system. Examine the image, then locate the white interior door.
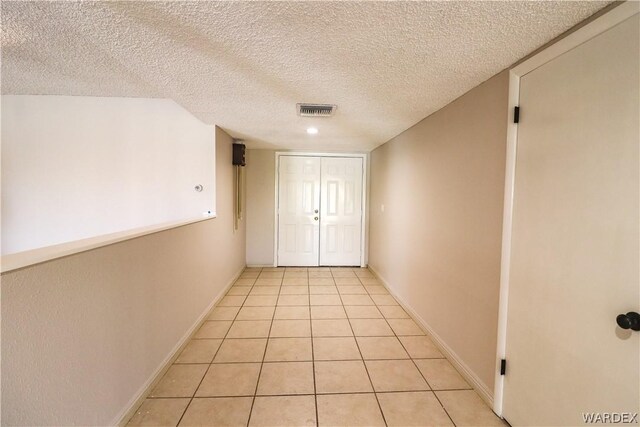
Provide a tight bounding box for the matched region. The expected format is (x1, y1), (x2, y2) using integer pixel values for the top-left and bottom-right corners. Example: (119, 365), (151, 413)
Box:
(277, 156), (321, 266)
(319, 157), (363, 266)
(503, 14), (639, 426)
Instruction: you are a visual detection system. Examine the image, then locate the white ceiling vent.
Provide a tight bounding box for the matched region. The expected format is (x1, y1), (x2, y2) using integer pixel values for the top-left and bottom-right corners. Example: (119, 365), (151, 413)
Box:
(297, 103), (337, 117)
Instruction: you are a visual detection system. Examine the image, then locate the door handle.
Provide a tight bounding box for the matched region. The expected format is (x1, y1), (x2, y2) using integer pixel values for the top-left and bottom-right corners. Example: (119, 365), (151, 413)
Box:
(616, 312), (640, 331)
(314, 216), (319, 221)
(314, 209), (319, 214)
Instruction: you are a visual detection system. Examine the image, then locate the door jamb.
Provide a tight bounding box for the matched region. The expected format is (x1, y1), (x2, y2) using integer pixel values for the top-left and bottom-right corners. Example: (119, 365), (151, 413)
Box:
(493, 1), (639, 417)
(273, 151), (368, 268)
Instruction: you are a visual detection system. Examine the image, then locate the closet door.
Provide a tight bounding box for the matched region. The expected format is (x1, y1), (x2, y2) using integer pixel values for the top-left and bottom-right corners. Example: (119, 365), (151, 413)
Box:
(277, 156), (321, 266)
(502, 14), (639, 425)
(319, 157), (363, 266)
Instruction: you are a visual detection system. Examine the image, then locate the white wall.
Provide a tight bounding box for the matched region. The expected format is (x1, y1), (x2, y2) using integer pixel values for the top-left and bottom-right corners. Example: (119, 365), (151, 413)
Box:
(245, 149), (276, 266)
(369, 71), (509, 398)
(1, 127), (245, 426)
(1, 95), (215, 255)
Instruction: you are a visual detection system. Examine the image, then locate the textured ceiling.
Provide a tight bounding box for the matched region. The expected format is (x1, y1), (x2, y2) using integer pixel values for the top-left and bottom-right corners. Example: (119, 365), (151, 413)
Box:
(2, 1), (610, 151)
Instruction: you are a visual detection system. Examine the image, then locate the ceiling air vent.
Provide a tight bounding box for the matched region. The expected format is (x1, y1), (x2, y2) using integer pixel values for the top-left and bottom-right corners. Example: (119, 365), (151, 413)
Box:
(297, 103), (337, 117)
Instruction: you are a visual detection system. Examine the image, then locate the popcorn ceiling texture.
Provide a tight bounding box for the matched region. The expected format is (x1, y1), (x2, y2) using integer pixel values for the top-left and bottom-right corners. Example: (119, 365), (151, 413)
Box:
(1, 1), (609, 151)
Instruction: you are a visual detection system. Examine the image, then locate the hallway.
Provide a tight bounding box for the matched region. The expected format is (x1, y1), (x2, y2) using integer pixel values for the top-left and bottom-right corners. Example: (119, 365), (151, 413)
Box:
(127, 267), (505, 426)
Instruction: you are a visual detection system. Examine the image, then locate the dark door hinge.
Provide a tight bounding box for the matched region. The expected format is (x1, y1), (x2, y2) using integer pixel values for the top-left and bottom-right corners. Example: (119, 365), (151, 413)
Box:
(514, 106), (520, 124)
(500, 359), (507, 375)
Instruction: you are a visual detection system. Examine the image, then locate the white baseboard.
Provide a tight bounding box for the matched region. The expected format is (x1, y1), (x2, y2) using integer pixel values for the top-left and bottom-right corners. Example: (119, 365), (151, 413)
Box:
(113, 264), (246, 426)
(368, 265), (494, 408)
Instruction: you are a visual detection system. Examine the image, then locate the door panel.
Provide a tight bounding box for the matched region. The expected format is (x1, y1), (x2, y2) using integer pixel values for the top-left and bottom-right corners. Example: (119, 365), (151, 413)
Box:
(319, 157), (363, 266)
(503, 15), (639, 426)
(277, 156), (320, 266)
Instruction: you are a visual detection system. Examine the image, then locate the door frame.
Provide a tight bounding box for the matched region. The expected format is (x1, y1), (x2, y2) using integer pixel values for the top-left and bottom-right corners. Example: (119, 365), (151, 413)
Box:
(273, 151), (368, 268)
(493, 1), (639, 417)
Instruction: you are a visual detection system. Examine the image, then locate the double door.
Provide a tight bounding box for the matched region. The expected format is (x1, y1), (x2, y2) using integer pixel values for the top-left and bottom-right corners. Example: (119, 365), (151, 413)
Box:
(277, 155), (363, 266)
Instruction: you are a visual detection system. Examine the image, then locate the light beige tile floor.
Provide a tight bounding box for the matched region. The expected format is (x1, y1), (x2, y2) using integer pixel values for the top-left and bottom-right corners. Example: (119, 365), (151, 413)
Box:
(128, 267), (505, 427)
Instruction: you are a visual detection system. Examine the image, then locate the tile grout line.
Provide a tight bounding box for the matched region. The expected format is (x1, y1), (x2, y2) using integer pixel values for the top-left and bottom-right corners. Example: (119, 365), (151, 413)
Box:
(306, 269), (320, 427)
(337, 269), (389, 427)
(174, 268), (262, 427)
(245, 268), (284, 427)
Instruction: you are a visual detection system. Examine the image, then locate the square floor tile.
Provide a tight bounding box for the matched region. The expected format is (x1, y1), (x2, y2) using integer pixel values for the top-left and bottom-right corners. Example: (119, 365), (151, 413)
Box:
(371, 294), (398, 306)
(256, 361), (314, 395)
(270, 319), (311, 337)
(345, 306), (383, 319)
(274, 306), (310, 320)
(244, 296), (278, 307)
(218, 296), (246, 307)
(334, 277), (362, 285)
(236, 306), (275, 321)
(377, 306), (410, 319)
(208, 306), (240, 321)
(399, 336), (443, 358)
(249, 395), (316, 427)
(313, 337), (362, 361)
(255, 278), (282, 286)
(176, 339), (222, 364)
(341, 295), (375, 306)
(309, 278), (335, 286)
(435, 390), (506, 426)
(350, 319), (394, 336)
(312, 319), (353, 337)
(337, 285), (368, 294)
(331, 270), (357, 278)
(315, 360), (372, 393)
(364, 285), (389, 295)
(234, 278), (257, 286)
(259, 272), (284, 279)
(359, 277), (380, 285)
(228, 286), (252, 296)
(240, 273), (260, 279)
(309, 271), (333, 278)
(128, 398), (189, 426)
(227, 320), (271, 338)
(310, 295), (342, 306)
(310, 305), (347, 319)
(377, 391), (453, 427)
(387, 319), (424, 335)
(150, 364), (208, 397)
(310, 285), (339, 295)
(196, 363), (261, 397)
(356, 337), (409, 360)
(365, 360), (429, 392)
(249, 286), (280, 296)
(277, 295), (309, 306)
(195, 321), (232, 339)
(283, 271), (308, 277)
(264, 338), (313, 362)
(317, 393), (385, 427)
(283, 278), (309, 286)
(414, 359), (471, 390)
(279, 286), (309, 295)
(262, 268), (285, 273)
(179, 397), (252, 427)
(354, 269), (374, 278)
(213, 338), (267, 363)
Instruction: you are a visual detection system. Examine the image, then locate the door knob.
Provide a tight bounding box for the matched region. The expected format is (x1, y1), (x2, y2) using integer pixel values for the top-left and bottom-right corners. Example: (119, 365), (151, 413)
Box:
(616, 312), (640, 331)
(314, 209), (319, 214)
(314, 217), (319, 221)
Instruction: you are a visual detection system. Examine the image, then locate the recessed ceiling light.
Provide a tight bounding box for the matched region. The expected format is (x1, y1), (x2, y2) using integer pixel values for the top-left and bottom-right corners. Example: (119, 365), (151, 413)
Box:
(307, 127), (319, 135)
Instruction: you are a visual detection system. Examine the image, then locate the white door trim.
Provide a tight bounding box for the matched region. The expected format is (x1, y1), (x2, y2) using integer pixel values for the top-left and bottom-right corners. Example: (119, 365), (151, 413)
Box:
(493, 1), (640, 417)
(274, 151), (368, 268)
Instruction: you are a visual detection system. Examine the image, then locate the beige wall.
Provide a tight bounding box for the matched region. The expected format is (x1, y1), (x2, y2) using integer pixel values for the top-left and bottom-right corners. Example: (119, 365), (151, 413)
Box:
(245, 149), (276, 266)
(369, 71), (509, 396)
(1, 127), (246, 426)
